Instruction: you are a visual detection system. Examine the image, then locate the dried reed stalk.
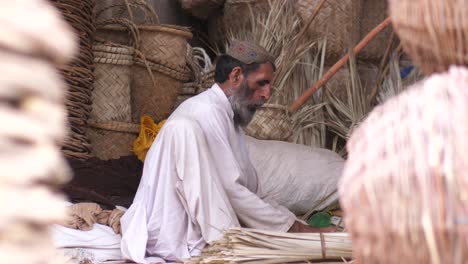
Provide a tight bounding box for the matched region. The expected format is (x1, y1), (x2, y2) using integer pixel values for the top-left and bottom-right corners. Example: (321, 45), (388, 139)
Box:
(377, 52), (424, 104)
(290, 40), (328, 148)
(322, 55), (371, 155)
(186, 228), (352, 264)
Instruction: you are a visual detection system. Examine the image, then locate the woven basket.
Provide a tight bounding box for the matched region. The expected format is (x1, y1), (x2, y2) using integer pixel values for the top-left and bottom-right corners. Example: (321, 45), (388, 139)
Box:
(220, 0), (270, 45)
(244, 104), (292, 141)
(138, 25), (193, 69)
(132, 58), (190, 122)
(359, 0), (392, 61)
(389, 0), (468, 74)
(91, 44), (133, 122)
(296, 0), (362, 61)
(87, 121), (139, 160)
(87, 43), (138, 160)
(339, 67), (468, 263)
(131, 25), (192, 123)
(95, 22), (192, 123)
(50, 0), (95, 160)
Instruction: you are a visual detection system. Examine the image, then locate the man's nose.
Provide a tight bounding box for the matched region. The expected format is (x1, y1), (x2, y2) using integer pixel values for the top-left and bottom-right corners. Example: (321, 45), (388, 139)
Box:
(259, 84), (272, 101)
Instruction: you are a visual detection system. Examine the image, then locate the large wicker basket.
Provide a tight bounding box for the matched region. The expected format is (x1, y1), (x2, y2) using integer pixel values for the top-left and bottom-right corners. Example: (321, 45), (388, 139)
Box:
(87, 43), (138, 160)
(87, 121), (140, 160)
(339, 67), (468, 263)
(389, 0), (468, 74)
(244, 104), (292, 141)
(296, 0), (362, 61)
(211, 0), (270, 48)
(131, 25), (192, 123)
(359, 0), (392, 61)
(138, 25), (193, 68)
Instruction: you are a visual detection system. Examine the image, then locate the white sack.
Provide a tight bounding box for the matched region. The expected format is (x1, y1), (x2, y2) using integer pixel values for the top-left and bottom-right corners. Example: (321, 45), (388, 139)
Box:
(246, 136), (343, 215)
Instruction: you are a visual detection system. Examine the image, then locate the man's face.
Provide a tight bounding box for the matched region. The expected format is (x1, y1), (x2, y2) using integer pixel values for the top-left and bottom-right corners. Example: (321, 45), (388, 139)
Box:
(228, 63), (274, 128)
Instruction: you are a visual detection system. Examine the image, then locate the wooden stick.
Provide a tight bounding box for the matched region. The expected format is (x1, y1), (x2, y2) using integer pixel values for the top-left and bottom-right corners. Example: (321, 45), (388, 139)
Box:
(290, 17), (392, 112)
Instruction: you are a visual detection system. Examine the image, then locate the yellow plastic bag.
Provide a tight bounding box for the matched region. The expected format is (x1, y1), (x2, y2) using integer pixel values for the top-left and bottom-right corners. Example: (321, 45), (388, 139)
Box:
(133, 115), (165, 162)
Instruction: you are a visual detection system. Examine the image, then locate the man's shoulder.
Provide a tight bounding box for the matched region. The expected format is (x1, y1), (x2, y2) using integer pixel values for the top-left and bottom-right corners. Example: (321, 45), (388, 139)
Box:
(176, 91), (226, 117)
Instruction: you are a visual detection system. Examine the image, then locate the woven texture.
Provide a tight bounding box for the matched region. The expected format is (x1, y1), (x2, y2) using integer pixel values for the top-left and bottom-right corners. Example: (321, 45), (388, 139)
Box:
(50, 0), (96, 160)
(389, 0), (468, 74)
(175, 46), (215, 108)
(91, 44), (133, 122)
(132, 63), (184, 122)
(131, 25), (192, 123)
(244, 104), (292, 141)
(87, 43), (137, 160)
(296, 0), (362, 61)
(340, 67), (468, 263)
(139, 25), (192, 68)
(359, 0), (392, 61)
(86, 127), (138, 160)
(222, 0), (270, 43)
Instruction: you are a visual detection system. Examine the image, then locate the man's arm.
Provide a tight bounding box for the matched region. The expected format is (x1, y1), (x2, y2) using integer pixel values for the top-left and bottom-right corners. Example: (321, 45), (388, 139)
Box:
(200, 109), (296, 232)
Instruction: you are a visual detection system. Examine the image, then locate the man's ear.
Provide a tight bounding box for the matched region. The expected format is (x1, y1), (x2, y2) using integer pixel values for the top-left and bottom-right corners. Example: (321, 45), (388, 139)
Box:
(228, 66), (244, 86)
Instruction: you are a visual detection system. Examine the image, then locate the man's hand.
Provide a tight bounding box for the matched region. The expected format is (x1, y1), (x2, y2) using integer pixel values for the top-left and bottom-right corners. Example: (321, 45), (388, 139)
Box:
(288, 221), (337, 233)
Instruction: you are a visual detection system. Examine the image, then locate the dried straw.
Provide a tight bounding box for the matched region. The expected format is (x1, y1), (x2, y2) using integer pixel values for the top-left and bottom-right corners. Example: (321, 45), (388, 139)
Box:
(186, 228), (352, 264)
(323, 55), (372, 155)
(290, 40), (328, 148)
(377, 52), (424, 104)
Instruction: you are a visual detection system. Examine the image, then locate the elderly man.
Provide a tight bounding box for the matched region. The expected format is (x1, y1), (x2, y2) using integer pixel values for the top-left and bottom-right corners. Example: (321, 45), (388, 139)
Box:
(120, 40), (325, 263)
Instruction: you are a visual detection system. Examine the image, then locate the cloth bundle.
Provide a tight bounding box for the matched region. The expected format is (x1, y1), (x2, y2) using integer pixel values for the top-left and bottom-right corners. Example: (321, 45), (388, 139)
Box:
(63, 203), (124, 234)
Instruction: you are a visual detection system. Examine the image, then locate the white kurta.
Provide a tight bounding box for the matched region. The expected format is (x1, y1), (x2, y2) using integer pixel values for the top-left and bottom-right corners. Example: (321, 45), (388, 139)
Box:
(120, 84), (296, 263)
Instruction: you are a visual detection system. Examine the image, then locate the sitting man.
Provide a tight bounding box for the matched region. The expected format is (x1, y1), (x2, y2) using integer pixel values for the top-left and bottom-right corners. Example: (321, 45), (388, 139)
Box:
(121, 40), (328, 263)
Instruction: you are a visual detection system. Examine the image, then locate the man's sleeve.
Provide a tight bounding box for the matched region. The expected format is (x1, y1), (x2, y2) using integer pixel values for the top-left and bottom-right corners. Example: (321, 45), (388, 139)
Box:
(200, 109), (297, 232)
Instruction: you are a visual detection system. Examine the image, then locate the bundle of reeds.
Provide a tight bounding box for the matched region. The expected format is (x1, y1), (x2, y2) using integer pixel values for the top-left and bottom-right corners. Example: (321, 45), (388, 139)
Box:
(290, 40), (328, 148)
(186, 228), (352, 264)
(340, 66), (468, 263)
(322, 55), (372, 155)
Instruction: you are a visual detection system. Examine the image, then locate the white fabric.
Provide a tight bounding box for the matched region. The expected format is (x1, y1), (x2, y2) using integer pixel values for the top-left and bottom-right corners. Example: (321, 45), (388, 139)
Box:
(246, 136), (343, 215)
(52, 223), (122, 263)
(120, 84), (296, 263)
(52, 202), (123, 263)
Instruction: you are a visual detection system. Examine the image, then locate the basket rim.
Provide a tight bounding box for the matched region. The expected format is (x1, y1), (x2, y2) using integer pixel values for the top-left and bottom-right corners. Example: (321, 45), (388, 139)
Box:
(88, 120), (140, 134)
(258, 103), (291, 112)
(99, 24), (193, 39)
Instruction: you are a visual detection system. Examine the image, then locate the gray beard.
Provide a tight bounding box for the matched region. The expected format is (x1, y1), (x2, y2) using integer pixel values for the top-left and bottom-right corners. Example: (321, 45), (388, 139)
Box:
(228, 81), (265, 128)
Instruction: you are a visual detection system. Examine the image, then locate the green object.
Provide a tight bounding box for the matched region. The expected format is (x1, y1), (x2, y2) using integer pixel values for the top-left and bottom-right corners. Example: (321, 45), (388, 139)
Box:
(307, 211), (332, 228)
